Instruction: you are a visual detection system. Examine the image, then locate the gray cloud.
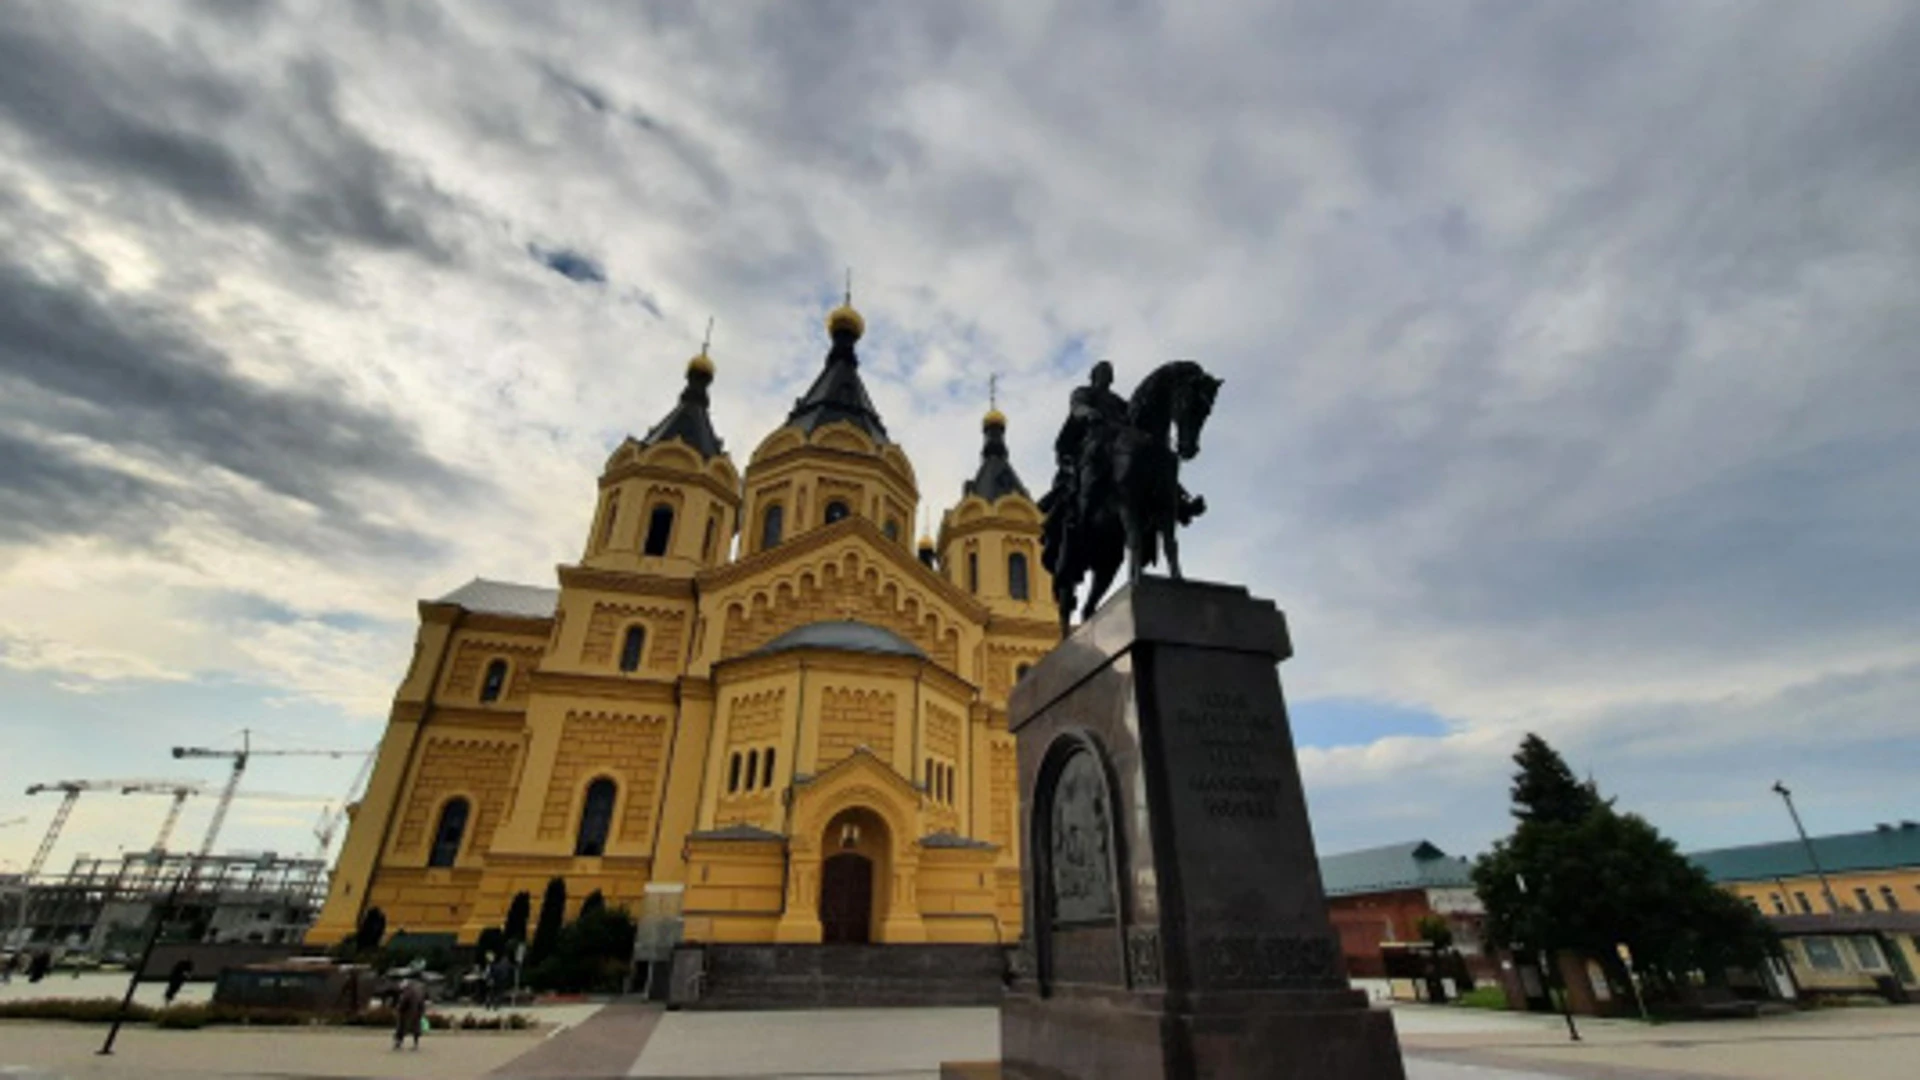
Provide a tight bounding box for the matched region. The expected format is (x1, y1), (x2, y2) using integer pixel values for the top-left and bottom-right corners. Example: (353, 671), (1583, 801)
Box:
(0, 2), (453, 259)
(0, 255), (475, 558)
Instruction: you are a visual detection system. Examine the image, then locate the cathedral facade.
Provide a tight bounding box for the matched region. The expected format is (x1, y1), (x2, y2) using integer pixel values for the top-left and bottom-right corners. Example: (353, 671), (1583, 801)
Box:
(309, 301), (1055, 948)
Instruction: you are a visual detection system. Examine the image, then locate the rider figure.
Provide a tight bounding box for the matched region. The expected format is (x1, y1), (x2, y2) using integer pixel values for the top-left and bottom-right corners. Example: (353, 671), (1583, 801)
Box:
(1042, 362), (1128, 578)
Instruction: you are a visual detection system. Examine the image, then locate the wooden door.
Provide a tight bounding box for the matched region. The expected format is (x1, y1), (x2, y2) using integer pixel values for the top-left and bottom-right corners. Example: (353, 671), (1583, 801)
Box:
(819, 852), (873, 944)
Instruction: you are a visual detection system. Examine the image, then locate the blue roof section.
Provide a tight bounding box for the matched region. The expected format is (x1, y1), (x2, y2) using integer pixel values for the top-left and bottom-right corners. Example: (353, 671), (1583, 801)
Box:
(1689, 824), (1920, 883)
(1318, 840), (1475, 897)
(434, 578), (559, 618)
(753, 619), (926, 660)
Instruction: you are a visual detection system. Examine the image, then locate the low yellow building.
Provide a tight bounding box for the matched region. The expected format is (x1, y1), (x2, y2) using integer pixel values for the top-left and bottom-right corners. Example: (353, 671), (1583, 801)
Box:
(1694, 823), (1920, 996)
(309, 302), (1056, 948)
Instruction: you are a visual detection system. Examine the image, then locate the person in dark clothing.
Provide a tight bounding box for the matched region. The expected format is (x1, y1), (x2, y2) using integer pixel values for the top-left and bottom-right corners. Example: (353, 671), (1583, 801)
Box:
(164, 959), (194, 1005)
(392, 978), (427, 1051)
(27, 949), (51, 983)
(486, 955), (514, 1011)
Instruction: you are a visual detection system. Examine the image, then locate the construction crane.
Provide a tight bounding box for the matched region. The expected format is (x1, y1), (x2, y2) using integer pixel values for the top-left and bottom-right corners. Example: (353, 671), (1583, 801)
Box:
(21, 779), (203, 881)
(312, 751), (377, 859)
(120, 782), (205, 853)
(172, 730), (369, 858)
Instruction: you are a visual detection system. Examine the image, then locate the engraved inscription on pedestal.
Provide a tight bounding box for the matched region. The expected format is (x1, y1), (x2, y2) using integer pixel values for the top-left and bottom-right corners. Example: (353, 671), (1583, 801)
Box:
(1197, 933), (1346, 990)
(1126, 927), (1163, 987)
(1049, 749), (1116, 925)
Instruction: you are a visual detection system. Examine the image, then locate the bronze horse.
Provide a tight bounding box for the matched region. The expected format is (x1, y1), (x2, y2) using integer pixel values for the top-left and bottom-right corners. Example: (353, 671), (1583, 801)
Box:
(1042, 361), (1222, 635)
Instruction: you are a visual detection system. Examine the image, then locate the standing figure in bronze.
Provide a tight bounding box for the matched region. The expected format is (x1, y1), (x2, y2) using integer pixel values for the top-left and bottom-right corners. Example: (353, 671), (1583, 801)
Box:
(1040, 360), (1221, 634)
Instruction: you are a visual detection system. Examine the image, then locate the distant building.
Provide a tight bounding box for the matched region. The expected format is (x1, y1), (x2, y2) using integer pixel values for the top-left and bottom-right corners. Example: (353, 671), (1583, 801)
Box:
(1691, 822), (1920, 998)
(7, 851), (327, 953)
(1319, 840), (1490, 992)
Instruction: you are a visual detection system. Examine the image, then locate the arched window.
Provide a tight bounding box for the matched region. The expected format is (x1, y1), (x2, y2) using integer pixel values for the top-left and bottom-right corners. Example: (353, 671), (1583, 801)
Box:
(644, 504), (675, 556)
(926, 758), (935, 795)
(745, 749), (760, 792)
(702, 517), (718, 561)
(762, 747), (776, 789)
(728, 753), (742, 794)
(479, 659), (509, 703)
(619, 625), (646, 673)
(600, 492), (620, 547)
(428, 798), (469, 867)
(575, 778), (617, 856)
(1008, 552), (1030, 601)
(946, 764), (957, 803)
(967, 552), (980, 594)
(761, 504), (784, 551)
(884, 518), (900, 542)
(824, 500), (850, 525)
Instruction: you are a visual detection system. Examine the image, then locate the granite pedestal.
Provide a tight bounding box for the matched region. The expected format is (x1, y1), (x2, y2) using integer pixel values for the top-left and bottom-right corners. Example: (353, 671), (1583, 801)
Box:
(986, 578), (1405, 1080)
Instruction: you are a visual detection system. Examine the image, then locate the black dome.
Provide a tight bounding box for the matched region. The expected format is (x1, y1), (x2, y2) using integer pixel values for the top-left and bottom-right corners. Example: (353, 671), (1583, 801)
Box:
(753, 620), (925, 659)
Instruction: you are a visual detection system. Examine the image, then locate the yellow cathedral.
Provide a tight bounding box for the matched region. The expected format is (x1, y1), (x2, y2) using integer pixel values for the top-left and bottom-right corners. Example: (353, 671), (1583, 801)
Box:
(309, 301), (1056, 949)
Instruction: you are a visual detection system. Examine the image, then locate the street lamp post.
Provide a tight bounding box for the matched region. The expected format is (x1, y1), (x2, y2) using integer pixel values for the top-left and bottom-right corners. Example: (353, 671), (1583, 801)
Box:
(1771, 782), (1841, 914)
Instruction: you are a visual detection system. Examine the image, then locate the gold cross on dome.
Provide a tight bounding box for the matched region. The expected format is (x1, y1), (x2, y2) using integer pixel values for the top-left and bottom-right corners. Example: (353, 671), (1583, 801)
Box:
(989, 373), (998, 411)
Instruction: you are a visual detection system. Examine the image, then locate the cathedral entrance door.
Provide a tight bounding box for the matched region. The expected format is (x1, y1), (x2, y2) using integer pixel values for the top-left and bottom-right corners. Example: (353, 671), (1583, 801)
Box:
(819, 852), (874, 944)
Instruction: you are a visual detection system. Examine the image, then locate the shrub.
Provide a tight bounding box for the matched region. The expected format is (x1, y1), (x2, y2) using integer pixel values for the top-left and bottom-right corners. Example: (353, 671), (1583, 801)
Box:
(0, 998), (154, 1024)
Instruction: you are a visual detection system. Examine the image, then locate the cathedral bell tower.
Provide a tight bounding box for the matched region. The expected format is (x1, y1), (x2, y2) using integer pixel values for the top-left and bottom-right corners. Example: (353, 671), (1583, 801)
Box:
(740, 298), (919, 555)
(938, 404), (1049, 619)
(584, 346), (741, 574)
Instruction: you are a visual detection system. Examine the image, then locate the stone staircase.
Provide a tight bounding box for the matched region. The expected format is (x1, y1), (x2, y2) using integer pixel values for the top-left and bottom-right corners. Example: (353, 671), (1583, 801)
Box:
(674, 943), (1012, 1010)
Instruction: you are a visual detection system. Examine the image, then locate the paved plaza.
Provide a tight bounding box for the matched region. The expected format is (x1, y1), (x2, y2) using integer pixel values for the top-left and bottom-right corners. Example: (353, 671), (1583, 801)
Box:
(3, 989), (1920, 1078)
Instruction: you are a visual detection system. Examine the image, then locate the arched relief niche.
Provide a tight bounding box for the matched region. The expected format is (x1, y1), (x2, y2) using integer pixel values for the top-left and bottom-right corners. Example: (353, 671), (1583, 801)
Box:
(1032, 733), (1126, 993)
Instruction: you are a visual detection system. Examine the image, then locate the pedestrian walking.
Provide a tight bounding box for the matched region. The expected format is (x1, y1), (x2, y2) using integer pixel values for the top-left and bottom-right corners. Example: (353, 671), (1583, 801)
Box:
(392, 976), (427, 1051)
(1, 950), (18, 984)
(487, 954), (514, 1011)
(27, 949), (51, 984)
(164, 959), (194, 1005)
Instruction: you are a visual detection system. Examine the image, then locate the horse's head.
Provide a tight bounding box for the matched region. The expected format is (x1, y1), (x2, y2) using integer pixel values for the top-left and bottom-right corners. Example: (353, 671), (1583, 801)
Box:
(1171, 364), (1222, 461)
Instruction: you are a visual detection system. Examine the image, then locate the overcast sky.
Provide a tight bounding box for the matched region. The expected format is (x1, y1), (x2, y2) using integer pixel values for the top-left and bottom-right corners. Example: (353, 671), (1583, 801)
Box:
(3, 1), (1917, 875)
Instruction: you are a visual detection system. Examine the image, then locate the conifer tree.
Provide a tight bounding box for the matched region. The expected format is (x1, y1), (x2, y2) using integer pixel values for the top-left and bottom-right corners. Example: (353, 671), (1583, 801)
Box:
(579, 889), (606, 921)
(503, 891), (532, 944)
(530, 877), (567, 964)
(1509, 733), (1601, 825)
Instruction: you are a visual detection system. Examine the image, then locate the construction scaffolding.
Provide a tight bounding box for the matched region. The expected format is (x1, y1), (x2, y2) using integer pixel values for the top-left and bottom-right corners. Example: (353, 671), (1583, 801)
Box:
(5, 850), (329, 954)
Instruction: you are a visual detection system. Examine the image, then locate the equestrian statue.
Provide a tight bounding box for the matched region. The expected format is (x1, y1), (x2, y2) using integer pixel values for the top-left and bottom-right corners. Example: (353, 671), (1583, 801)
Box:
(1039, 359), (1222, 635)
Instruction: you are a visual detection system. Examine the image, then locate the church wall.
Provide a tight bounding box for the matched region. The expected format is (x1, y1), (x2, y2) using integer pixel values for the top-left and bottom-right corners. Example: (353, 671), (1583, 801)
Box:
(703, 667), (802, 833)
(682, 839), (786, 943)
(916, 847), (1005, 943)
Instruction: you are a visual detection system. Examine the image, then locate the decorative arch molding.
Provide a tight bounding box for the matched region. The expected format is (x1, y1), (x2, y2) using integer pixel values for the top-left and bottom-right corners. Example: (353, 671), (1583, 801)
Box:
(391, 736), (520, 860)
(582, 601), (685, 669)
(715, 545), (968, 669)
(443, 639), (544, 702)
(536, 710), (669, 848)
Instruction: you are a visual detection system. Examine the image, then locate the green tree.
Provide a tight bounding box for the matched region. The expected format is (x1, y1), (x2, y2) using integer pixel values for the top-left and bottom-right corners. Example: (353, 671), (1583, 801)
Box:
(579, 890), (606, 921)
(503, 891), (532, 944)
(1473, 735), (1774, 1002)
(1509, 733), (1601, 825)
(1415, 913), (1454, 951)
(527, 902), (638, 993)
(530, 878), (567, 964)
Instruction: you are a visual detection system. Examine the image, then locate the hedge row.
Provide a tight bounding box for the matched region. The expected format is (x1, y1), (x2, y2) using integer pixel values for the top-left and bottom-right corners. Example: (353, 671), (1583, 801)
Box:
(0, 998), (530, 1031)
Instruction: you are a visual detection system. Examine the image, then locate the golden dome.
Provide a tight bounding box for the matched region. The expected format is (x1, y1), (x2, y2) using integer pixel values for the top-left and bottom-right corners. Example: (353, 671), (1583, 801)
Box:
(916, 532), (935, 551)
(982, 406), (1007, 429)
(826, 303), (865, 340)
(687, 350), (715, 378)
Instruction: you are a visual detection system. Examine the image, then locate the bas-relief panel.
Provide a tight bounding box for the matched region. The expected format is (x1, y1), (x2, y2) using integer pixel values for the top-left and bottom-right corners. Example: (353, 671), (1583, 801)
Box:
(1049, 749), (1117, 925)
